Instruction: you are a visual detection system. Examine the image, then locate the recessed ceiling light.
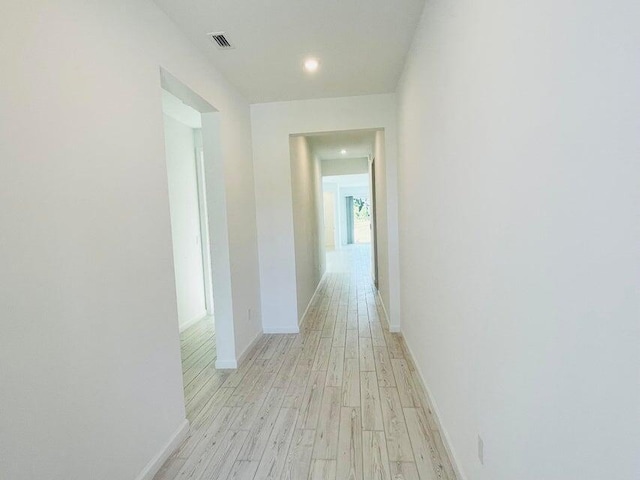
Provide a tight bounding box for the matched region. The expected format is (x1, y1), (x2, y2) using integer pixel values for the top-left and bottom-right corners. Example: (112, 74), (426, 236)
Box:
(341, 149), (347, 155)
(304, 58), (319, 73)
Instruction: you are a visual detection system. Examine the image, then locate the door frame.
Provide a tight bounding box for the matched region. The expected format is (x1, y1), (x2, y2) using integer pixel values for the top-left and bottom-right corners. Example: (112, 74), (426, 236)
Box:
(369, 156), (379, 288)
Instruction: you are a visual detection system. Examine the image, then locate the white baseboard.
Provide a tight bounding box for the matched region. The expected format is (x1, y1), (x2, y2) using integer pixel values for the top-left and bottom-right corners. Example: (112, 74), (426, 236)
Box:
(178, 312), (208, 333)
(375, 290), (400, 332)
(135, 419), (189, 480)
(236, 330), (264, 366)
(400, 334), (467, 480)
(215, 358), (238, 369)
(263, 326), (300, 334)
(262, 271), (324, 335)
(299, 275), (325, 328)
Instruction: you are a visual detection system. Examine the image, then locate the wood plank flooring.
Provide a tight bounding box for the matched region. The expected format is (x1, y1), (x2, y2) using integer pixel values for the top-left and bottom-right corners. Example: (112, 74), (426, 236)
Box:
(155, 245), (456, 480)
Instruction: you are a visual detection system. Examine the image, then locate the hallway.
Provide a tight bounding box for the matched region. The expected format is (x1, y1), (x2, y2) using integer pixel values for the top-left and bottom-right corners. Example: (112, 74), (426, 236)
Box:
(156, 245), (455, 480)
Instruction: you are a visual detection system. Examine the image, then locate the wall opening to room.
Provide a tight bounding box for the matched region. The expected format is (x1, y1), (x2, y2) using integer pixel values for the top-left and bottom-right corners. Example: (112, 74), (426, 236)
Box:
(160, 69), (236, 414)
(162, 89), (213, 333)
(322, 173), (372, 272)
(289, 128), (383, 321)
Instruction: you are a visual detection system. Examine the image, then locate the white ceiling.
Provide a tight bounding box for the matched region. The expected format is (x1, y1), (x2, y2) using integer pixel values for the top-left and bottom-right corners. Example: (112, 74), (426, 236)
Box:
(307, 129), (376, 160)
(153, 0), (426, 103)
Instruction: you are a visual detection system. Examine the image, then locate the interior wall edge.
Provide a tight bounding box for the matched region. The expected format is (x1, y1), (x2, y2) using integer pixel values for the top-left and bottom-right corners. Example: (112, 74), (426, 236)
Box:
(401, 333), (468, 480)
(298, 272), (328, 328)
(233, 329), (265, 369)
(178, 313), (209, 333)
(375, 289), (395, 331)
(134, 419), (189, 480)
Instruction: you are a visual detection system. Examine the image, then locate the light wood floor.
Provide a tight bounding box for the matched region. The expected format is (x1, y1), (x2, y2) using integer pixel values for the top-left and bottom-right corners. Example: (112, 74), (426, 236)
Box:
(179, 316), (218, 421)
(155, 246), (456, 480)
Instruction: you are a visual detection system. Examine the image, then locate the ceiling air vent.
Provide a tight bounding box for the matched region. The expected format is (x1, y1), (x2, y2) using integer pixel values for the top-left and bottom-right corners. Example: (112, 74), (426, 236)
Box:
(208, 32), (234, 50)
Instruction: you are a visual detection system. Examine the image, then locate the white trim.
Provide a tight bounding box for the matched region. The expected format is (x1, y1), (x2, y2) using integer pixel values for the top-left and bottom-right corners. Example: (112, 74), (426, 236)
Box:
(298, 270), (326, 329)
(400, 333), (467, 480)
(215, 358), (238, 369)
(194, 138), (215, 318)
(178, 313), (208, 333)
(216, 328), (264, 370)
(263, 326), (300, 334)
(134, 419), (189, 480)
(375, 290), (396, 331)
(236, 330), (264, 366)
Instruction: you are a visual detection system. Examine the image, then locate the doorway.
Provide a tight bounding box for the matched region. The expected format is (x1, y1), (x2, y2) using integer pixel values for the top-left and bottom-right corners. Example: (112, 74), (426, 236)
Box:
(163, 90), (212, 333)
(160, 69), (237, 418)
(289, 128), (383, 322)
(322, 174), (372, 274)
(346, 195), (372, 244)
(162, 88), (217, 417)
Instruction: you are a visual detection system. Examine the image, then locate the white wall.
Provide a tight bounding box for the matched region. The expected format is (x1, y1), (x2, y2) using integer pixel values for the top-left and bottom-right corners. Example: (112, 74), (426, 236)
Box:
(321, 157), (369, 176)
(396, 1), (640, 479)
(251, 95), (401, 331)
(290, 136), (325, 323)
(322, 182), (341, 249)
(323, 192), (336, 248)
(163, 115), (207, 330)
(373, 131), (390, 311)
(0, 1), (262, 479)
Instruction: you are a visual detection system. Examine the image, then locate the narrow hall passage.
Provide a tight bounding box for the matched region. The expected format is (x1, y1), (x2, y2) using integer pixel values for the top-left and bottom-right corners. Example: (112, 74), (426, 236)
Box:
(155, 244), (456, 480)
